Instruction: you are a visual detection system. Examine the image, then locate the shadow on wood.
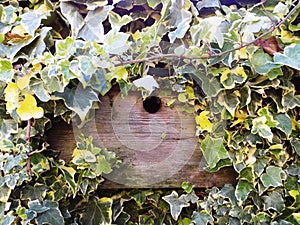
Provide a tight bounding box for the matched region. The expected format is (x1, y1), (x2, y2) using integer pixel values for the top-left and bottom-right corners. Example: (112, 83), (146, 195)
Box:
(47, 85), (237, 188)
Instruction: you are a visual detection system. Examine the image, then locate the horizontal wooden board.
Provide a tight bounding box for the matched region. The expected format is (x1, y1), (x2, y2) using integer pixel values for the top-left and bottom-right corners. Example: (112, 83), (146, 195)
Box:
(47, 85), (237, 188)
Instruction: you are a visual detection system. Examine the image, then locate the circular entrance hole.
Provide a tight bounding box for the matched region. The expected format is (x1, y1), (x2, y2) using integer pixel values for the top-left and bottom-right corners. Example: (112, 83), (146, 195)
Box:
(143, 96), (162, 113)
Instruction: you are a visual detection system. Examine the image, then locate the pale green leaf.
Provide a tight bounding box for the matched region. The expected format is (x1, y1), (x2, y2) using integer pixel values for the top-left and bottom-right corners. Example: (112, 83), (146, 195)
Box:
(0, 184), (11, 203)
(109, 11), (133, 30)
(59, 165), (77, 196)
(191, 211), (214, 225)
(291, 139), (300, 157)
(81, 197), (113, 225)
(78, 6), (113, 42)
(282, 92), (300, 110)
(133, 75), (159, 95)
(60, 2), (84, 37)
(261, 166), (284, 188)
(162, 191), (190, 221)
(54, 85), (99, 121)
(274, 113), (292, 135)
(30, 78), (51, 102)
(0, 59), (13, 82)
(220, 92), (240, 117)
(274, 44), (300, 70)
(20, 12), (46, 36)
(36, 201), (64, 225)
(103, 30), (130, 54)
(251, 116), (273, 142)
(235, 180), (255, 203)
(200, 135), (229, 169)
(262, 190), (285, 212)
(190, 16), (224, 47)
(250, 51), (280, 75)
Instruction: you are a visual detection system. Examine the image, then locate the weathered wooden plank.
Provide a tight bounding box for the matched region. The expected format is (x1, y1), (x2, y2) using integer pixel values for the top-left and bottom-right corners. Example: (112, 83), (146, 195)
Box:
(47, 85), (237, 188)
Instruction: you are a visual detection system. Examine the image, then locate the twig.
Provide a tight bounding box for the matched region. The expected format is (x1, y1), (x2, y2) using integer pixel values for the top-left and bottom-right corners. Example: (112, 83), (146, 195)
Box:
(26, 119), (33, 175)
(114, 1), (300, 67)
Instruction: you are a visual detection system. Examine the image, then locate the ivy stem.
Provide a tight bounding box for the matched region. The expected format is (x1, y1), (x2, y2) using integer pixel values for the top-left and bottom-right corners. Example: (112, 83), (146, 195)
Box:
(26, 119), (33, 175)
(114, 0), (300, 67)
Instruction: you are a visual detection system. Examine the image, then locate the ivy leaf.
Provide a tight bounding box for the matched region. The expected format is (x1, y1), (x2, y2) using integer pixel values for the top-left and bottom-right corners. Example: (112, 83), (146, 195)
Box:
(168, 1), (192, 43)
(35, 201), (64, 225)
(274, 44), (300, 70)
(20, 12), (46, 36)
(16, 94), (44, 121)
(162, 191), (190, 221)
(59, 165), (77, 196)
(0, 184), (11, 203)
(103, 29), (130, 54)
(194, 73), (222, 97)
(78, 6), (113, 42)
(190, 16), (224, 47)
(109, 11), (132, 30)
(80, 197), (113, 225)
(133, 75), (159, 95)
(257, 108), (278, 128)
(261, 166), (284, 188)
(251, 116), (273, 142)
(274, 113), (292, 136)
(60, 2), (84, 37)
(191, 211), (214, 225)
(196, 111), (213, 132)
(282, 92), (300, 110)
(262, 191), (285, 212)
(54, 85), (99, 121)
(4, 82), (19, 113)
(291, 139), (300, 157)
(250, 51), (280, 76)
(0, 59), (13, 82)
(200, 135), (229, 169)
(219, 92), (240, 117)
(235, 180), (255, 203)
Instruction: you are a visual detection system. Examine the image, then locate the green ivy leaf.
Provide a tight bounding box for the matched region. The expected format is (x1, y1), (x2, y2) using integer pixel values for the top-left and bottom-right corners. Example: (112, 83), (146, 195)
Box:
(291, 139), (300, 157)
(282, 92), (300, 110)
(251, 116), (274, 142)
(261, 166), (284, 188)
(191, 211), (214, 225)
(35, 201), (64, 225)
(54, 85), (99, 121)
(0, 59), (13, 82)
(262, 190), (285, 212)
(250, 51), (280, 75)
(235, 180), (255, 203)
(239, 166), (255, 183)
(162, 191), (190, 221)
(274, 113), (292, 136)
(80, 197), (113, 225)
(59, 165), (77, 196)
(274, 44), (300, 70)
(219, 92), (240, 117)
(109, 11), (133, 30)
(200, 135), (229, 170)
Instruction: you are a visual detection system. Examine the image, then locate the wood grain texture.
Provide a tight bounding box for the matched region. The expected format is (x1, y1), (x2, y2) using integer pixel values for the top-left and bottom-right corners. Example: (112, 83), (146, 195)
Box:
(47, 85), (237, 188)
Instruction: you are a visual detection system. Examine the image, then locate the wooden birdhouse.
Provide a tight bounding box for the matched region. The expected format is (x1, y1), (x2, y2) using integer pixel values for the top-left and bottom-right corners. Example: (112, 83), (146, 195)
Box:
(47, 78), (236, 188)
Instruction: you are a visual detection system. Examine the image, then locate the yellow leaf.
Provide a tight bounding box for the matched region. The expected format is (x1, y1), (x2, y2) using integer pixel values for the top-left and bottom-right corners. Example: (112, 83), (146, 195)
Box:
(4, 82), (20, 113)
(17, 71), (34, 90)
(16, 94), (44, 121)
(132, 31), (141, 41)
(178, 93), (188, 103)
(196, 111), (213, 132)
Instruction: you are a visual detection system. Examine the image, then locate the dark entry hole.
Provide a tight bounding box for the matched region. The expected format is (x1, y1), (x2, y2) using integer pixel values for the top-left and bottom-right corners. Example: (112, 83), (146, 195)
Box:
(143, 96), (161, 113)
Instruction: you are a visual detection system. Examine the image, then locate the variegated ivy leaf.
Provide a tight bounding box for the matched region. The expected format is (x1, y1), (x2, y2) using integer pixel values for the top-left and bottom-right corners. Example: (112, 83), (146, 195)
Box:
(103, 29), (130, 54)
(190, 16), (224, 47)
(262, 190), (285, 212)
(191, 211), (214, 225)
(261, 166), (284, 188)
(4, 82), (19, 114)
(200, 135), (229, 169)
(220, 66), (247, 89)
(195, 111), (213, 132)
(218, 91), (240, 117)
(257, 108), (278, 128)
(251, 116), (274, 142)
(274, 44), (300, 70)
(282, 91), (300, 110)
(235, 180), (255, 203)
(274, 113), (292, 136)
(162, 191), (190, 221)
(20, 12), (46, 36)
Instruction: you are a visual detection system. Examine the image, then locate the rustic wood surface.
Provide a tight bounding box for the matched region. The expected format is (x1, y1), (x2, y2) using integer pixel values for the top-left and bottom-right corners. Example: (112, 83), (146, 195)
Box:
(47, 85), (237, 188)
